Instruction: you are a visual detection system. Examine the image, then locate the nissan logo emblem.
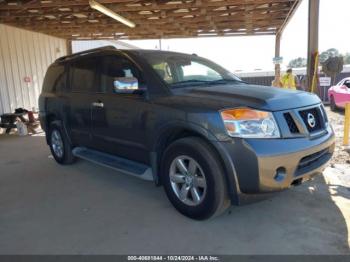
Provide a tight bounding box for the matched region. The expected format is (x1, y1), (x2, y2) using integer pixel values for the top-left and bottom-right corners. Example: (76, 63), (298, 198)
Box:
(307, 113), (316, 128)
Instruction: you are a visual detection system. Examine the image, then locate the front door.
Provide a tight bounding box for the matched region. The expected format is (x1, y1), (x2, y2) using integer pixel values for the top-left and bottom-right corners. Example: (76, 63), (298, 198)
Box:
(91, 54), (150, 164)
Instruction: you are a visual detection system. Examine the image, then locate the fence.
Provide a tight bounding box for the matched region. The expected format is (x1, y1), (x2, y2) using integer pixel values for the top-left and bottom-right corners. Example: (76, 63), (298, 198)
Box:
(240, 71), (350, 102)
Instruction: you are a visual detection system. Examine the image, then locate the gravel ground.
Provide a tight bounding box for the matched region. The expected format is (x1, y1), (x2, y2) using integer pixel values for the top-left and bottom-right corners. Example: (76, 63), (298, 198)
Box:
(326, 106), (350, 166)
(0, 104), (349, 254)
(325, 105), (350, 188)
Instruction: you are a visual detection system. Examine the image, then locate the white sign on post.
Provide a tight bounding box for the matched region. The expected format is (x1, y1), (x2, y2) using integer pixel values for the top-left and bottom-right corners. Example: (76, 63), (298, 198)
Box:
(319, 77), (332, 87)
(273, 56), (283, 65)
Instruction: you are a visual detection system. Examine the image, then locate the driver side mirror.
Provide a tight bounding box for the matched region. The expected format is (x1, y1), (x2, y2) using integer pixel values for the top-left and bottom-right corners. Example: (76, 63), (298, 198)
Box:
(113, 77), (138, 92)
(113, 76), (147, 96)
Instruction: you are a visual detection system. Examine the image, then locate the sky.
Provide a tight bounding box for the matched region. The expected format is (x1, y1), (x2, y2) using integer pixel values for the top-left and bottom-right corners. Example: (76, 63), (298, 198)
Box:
(124, 0), (350, 72)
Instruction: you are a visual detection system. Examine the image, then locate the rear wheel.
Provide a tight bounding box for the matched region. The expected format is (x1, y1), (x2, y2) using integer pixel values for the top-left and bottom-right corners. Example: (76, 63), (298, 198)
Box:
(330, 96), (338, 111)
(161, 137), (230, 220)
(49, 122), (75, 165)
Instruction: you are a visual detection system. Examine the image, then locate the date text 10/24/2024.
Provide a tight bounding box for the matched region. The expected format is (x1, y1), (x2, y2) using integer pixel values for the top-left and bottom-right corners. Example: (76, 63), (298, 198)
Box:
(127, 256), (220, 261)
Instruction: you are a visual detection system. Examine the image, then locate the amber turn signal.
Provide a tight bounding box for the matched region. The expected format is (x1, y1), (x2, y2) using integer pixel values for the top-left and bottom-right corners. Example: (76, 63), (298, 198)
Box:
(221, 108), (269, 121)
(220, 108), (280, 138)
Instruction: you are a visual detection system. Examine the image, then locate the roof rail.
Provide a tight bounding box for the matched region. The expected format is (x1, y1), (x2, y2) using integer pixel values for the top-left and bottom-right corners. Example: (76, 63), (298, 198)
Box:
(55, 45), (117, 62)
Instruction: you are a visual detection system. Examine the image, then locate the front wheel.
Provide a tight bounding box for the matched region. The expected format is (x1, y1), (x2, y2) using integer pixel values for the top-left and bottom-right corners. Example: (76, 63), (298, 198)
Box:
(161, 137), (230, 220)
(330, 96), (338, 112)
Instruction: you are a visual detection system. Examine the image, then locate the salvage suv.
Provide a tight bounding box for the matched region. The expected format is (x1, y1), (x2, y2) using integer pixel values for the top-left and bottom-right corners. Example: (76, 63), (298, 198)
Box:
(39, 46), (335, 220)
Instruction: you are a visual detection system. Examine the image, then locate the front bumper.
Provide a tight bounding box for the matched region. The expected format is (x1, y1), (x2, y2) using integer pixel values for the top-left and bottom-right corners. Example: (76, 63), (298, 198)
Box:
(214, 125), (335, 204)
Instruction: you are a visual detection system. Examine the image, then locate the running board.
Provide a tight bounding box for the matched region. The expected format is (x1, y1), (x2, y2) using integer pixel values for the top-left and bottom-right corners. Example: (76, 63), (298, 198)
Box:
(72, 147), (154, 181)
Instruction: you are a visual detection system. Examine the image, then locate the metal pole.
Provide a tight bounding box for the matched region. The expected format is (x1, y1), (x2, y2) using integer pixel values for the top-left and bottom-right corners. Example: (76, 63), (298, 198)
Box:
(307, 0), (320, 91)
(344, 103), (350, 146)
(274, 33), (281, 83)
(66, 39), (72, 55)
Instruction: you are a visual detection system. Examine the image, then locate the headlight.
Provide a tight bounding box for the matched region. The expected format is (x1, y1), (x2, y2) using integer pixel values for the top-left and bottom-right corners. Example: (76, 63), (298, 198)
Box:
(220, 108), (280, 138)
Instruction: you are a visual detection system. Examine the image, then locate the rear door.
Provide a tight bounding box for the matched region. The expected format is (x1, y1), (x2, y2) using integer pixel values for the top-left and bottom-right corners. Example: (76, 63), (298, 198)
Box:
(67, 56), (99, 146)
(91, 54), (150, 164)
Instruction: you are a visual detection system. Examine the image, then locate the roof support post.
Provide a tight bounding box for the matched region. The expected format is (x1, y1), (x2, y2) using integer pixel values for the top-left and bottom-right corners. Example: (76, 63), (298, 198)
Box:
(274, 32), (282, 85)
(307, 0), (320, 91)
(66, 39), (72, 55)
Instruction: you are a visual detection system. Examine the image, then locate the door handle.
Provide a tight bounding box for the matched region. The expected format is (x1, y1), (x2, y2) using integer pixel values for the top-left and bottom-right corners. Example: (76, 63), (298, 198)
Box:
(92, 102), (104, 108)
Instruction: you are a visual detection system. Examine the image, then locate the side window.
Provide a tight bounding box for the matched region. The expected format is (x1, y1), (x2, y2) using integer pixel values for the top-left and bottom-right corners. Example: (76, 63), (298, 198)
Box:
(337, 80), (345, 86)
(70, 57), (98, 93)
(152, 62), (174, 83)
(100, 55), (146, 94)
(344, 80), (350, 88)
(54, 66), (67, 92)
(180, 61), (221, 81)
(42, 64), (64, 92)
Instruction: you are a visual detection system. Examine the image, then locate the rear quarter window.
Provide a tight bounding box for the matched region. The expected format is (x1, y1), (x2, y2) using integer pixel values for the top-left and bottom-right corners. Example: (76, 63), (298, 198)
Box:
(42, 64), (66, 93)
(69, 57), (98, 93)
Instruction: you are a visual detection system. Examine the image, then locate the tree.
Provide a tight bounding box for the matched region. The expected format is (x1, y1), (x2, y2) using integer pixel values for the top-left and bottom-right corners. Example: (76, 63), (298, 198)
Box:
(344, 53), (350, 65)
(319, 48), (344, 85)
(319, 48), (340, 63)
(287, 48), (349, 69)
(322, 56), (344, 85)
(288, 57), (307, 68)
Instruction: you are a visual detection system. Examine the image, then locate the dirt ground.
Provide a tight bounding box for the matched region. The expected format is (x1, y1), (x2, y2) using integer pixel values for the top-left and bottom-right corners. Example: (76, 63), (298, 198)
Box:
(0, 105), (349, 254)
(0, 134), (349, 254)
(323, 107), (350, 209)
(326, 106), (350, 166)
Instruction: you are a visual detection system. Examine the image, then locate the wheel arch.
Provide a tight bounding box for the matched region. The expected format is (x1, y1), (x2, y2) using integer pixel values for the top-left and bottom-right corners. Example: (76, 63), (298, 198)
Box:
(45, 115), (72, 146)
(151, 123), (239, 204)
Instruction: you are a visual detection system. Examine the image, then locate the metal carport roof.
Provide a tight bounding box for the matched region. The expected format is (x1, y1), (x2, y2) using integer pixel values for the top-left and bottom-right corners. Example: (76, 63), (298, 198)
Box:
(0, 0), (301, 40)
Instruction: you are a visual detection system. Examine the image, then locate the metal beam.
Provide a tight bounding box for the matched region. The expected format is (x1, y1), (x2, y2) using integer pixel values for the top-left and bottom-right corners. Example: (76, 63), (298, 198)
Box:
(276, 0), (303, 36)
(307, 0), (320, 91)
(66, 39), (72, 55)
(274, 0), (302, 87)
(274, 32), (282, 86)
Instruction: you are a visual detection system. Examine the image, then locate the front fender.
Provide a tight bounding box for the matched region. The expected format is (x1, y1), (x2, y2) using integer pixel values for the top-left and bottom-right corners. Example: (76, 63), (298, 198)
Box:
(149, 120), (240, 203)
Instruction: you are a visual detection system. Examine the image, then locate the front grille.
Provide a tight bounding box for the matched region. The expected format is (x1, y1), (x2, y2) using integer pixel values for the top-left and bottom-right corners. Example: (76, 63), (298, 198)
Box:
(320, 105), (328, 123)
(284, 113), (299, 133)
(296, 148), (330, 176)
(299, 107), (323, 133)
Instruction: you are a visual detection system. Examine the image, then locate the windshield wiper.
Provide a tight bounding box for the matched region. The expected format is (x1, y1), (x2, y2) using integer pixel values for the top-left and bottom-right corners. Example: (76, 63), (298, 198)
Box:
(170, 80), (211, 88)
(170, 79), (246, 89)
(207, 79), (246, 85)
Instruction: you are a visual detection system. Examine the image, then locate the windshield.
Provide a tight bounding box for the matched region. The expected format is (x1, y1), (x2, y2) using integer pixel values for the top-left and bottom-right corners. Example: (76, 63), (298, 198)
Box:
(142, 52), (244, 88)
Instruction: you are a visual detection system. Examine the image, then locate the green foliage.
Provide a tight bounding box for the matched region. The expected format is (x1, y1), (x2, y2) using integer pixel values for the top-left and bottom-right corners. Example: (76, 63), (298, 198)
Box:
(288, 48), (350, 68)
(344, 53), (350, 65)
(322, 56), (344, 77)
(319, 48), (340, 63)
(288, 57), (307, 68)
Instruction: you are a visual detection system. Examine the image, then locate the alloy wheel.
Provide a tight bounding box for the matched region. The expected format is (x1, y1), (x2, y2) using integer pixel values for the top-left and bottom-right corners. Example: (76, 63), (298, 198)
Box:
(51, 129), (64, 158)
(169, 155), (207, 206)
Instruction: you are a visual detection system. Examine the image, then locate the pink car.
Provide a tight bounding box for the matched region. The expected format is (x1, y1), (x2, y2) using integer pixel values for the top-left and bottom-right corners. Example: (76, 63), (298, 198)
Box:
(328, 77), (350, 111)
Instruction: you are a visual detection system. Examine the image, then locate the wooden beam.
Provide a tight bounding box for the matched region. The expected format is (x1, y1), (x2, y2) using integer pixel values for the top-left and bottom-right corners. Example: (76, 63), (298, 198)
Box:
(0, 0), (299, 40)
(307, 0), (319, 92)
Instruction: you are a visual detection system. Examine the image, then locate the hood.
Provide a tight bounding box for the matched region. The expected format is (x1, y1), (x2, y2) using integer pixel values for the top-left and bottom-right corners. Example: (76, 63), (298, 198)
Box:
(172, 84), (321, 111)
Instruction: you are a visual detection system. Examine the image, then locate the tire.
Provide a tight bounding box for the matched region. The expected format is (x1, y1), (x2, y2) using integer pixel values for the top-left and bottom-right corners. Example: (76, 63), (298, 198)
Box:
(330, 96), (338, 112)
(161, 137), (230, 220)
(48, 122), (75, 165)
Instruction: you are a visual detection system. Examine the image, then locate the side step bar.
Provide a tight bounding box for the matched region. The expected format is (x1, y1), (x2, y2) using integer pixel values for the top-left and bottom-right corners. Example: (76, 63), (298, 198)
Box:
(72, 147), (154, 181)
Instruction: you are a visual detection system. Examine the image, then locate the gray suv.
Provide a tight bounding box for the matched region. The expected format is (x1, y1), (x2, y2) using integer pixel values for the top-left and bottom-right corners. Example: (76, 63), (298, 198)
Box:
(39, 46), (335, 220)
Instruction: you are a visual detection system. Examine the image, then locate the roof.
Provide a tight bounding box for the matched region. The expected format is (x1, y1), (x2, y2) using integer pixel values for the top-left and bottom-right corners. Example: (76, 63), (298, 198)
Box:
(55, 45), (117, 62)
(0, 0), (301, 40)
(72, 39), (139, 53)
(54, 46), (202, 63)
